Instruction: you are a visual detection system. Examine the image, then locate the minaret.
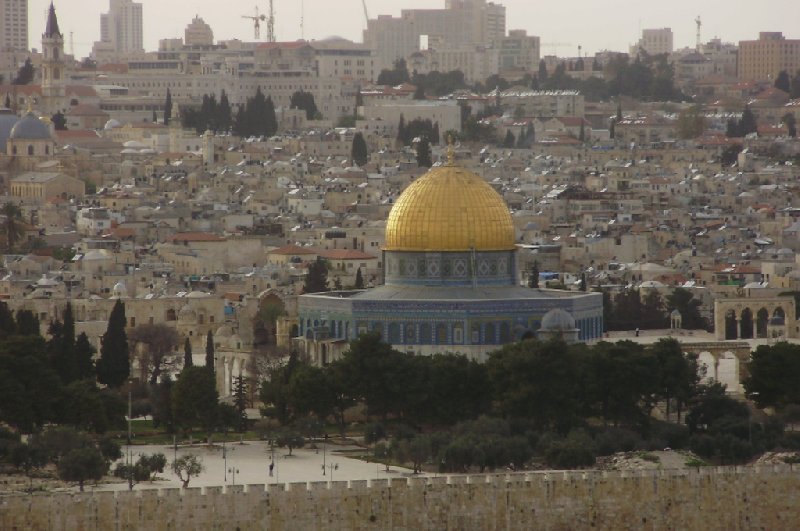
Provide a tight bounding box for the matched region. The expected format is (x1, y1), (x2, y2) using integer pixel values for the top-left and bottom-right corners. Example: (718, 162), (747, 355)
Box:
(41, 2), (66, 101)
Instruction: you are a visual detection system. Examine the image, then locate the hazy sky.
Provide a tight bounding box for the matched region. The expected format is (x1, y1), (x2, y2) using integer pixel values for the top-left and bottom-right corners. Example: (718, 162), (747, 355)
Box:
(28, 0), (800, 59)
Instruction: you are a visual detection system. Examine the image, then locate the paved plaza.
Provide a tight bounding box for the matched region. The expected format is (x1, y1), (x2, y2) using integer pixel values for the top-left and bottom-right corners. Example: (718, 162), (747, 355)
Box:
(97, 441), (417, 491)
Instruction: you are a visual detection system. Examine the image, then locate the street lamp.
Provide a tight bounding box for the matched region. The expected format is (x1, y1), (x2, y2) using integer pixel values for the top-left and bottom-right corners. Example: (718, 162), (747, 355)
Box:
(324, 463), (338, 481)
(228, 466), (239, 485)
(223, 441), (234, 482)
(322, 433), (328, 476)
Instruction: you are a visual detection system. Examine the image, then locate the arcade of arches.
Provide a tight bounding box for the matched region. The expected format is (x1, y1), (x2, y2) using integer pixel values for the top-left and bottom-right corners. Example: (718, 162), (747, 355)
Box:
(714, 297), (797, 341)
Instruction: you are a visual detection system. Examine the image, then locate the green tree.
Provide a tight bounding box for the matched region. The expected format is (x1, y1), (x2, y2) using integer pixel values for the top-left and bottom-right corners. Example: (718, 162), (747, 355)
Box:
(0, 335), (62, 431)
(376, 58), (410, 86)
(183, 337), (193, 368)
(528, 261), (539, 288)
(96, 300), (129, 388)
(275, 429), (305, 456)
(351, 132), (368, 166)
(775, 70), (791, 93)
(650, 338), (694, 421)
(205, 330), (215, 373)
(128, 323), (180, 385)
(290, 90), (318, 120)
(354, 267), (364, 289)
(172, 365), (219, 433)
(12, 58), (34, 85)
(150, 376), (174, 431)
(51, 111), (67, 130)
(303, 258), (329, 294)
(57, 447), (108, 492)
(171, 454), (203, 488)
(1, 202), (24, 251)
(739, 106), (758, 136)
(538, 59), (548, 82)
(0, 301), (16, 338)
(744, 342), (800, 410)
(416, 136), (432, 167)
(164, 88), (173, 125)
(74, 332), (96, 381)
(502, 129), (515, 148)
(486, 339), (585, 433)
(666, 288), (707, 330)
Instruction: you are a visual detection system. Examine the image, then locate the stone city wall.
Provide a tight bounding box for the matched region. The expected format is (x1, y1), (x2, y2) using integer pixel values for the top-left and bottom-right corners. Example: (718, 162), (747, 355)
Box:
(1, 466), (799, 530)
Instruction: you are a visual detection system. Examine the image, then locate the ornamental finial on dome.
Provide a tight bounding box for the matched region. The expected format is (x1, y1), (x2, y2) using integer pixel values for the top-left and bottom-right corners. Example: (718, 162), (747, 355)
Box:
(446, 134), (455, 166)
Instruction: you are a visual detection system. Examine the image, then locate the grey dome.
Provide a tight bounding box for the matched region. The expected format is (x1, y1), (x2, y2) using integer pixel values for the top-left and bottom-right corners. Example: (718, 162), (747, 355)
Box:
(0, 109), (20, 152)
(9, 113), (51, 140)
(540, 309), (576, 331)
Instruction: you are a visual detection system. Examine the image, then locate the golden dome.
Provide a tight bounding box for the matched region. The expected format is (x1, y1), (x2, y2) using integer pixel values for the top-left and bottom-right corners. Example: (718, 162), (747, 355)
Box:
(385, 164), (515, 252)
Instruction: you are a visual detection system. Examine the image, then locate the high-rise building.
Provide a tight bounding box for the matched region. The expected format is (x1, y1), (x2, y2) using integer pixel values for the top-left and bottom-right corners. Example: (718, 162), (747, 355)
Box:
(185, 16), (214, 47)
(630, 28), (673, 57)
(364, 0), (506, 71)
(0, 0), (28, 52)
(738, 32), (800, 82)
(96, 0), (143, 55)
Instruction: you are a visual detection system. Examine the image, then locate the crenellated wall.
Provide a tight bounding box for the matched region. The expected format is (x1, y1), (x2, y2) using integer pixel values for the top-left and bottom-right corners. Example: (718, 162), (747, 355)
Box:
(2, 466), (800, 530)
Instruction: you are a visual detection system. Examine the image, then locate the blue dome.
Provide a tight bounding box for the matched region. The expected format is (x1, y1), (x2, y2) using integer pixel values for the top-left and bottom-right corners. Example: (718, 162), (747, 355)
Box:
(9, 113), (51, 140)
(0, 109), (20, 152)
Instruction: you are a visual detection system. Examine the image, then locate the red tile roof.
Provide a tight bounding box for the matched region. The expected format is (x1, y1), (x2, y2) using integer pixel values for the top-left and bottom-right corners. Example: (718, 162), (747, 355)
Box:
(318, 249), (376, 260)
(166, 232), (225, 243)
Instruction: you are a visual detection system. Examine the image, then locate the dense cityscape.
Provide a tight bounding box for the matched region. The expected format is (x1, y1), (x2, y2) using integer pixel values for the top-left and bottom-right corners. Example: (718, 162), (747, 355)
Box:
(1, 0), (800, 528)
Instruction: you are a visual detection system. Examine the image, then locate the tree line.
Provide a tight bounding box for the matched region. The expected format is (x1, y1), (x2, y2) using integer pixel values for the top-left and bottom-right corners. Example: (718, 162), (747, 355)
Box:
(602, 287), (708, 332)
(259, 332), (797, 471)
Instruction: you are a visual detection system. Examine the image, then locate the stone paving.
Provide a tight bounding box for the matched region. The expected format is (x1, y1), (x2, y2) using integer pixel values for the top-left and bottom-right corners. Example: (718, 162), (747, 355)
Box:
(97, 441), (417, 491)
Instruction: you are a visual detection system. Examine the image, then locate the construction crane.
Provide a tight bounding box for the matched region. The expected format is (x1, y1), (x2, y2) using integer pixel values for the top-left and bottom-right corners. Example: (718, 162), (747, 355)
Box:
(695, 16), (702, 52)
(361, 0), (369, 26)
(266, 0), (275, 43)
(242, 6), (266, 40)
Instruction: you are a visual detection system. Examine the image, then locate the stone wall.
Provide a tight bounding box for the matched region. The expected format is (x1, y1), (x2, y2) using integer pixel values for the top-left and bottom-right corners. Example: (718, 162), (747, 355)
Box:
(2, 466), (799, 530)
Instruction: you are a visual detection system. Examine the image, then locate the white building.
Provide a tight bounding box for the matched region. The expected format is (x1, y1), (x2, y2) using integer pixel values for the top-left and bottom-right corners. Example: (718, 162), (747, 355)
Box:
(185, 16), (213, 47)
(96, 0), (143, 56)
(631, 28), (673, 57)
(0, 0), (28, 52)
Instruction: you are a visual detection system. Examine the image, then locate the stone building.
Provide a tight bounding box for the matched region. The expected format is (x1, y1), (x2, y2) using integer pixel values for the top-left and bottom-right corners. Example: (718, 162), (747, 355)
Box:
(10, 171), (85, 201)
(297, 150), (603, 364)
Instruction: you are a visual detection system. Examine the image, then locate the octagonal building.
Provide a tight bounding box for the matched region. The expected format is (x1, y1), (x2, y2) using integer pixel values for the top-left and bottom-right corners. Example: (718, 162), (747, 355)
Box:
(297, 155), (603, 364)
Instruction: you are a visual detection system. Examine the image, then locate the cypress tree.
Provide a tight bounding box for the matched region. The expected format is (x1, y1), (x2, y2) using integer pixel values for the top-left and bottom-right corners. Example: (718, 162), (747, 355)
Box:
(351, 132), (368, 166)
(96, 300), (129, 388)
(164, 88), (173, 126)
(184, 337), (193, 368)
(416, 137), (432, 167)
(15, 310), (39, 336)
(0, 301), (16, 338)
(397, 114), (406, 144)
(205, 330), (215, 374)
(355, 268), (364, 289)
(265, 96), (277, 136)
(74, 332), (96, 381)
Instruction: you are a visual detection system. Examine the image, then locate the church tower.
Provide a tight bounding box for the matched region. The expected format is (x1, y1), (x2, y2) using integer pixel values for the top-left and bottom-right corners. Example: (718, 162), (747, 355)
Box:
(41, 2), (65, 101)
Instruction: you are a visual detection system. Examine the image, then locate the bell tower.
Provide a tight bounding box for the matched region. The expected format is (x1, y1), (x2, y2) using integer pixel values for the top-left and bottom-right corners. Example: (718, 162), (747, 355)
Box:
(41, 2), (65, 101)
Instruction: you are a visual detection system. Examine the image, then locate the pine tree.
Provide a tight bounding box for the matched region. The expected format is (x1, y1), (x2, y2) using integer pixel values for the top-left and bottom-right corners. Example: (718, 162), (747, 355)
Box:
(351, 132), (368, 166)
(579, 273), (587, 292)
(355, 267), (364, 289)
(164, 88), (173, 126)
(62, 302), (76, 382)
(529, 261), (540, 289)
(304, 258), (330, 294)
(503, 130), (515, 148)
(218, 90), (232, 132)
(775, 70), (791, 93)
(183, 337), (193, 368)
(538, 60), (548, 82)
(0, 301), (16, 338)
(15, 310), (39, 336)
(416, 137), (432, 167)
(265, 95), (277, 136)
(205, 330), (215, 373)
(12, 58), (34, 85)
(96, 300), (129, 388)
(397, 114), (406, 144)
(739, 106), (758, 136)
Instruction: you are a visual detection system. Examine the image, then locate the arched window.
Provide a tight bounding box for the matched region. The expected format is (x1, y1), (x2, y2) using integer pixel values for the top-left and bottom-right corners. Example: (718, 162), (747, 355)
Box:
(419, 323), (432, 344)
(436, 323), (448, 344)
(54, 68), (60, 80)
(27, 145), (34, 156)
(499, 322), (511, 343)
(166, 309), (177, 321)
(388, 322), (401, 344)
(485, 323), (496, 344)
(404, 323), (415, 344)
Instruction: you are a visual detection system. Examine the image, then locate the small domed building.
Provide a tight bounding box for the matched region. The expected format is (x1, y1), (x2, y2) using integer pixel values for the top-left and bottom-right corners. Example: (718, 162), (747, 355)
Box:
(298, 153), (603, 364)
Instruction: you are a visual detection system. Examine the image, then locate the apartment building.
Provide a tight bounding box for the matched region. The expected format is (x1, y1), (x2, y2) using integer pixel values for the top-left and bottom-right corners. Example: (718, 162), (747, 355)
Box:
(630, 28), (673, 57)
(95, 0), (144, 56)
(0, 0), (27, 51)
(738, 32), (800, 82)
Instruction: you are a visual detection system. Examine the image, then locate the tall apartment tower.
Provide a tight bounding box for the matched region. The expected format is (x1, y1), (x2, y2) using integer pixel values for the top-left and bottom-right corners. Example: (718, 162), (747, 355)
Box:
(99, 0), (144, 54)
(630, 28), (673, 57)
(41, 2), (65, 99)
(0, 0), (28, 51)
(364, 0), (506, 71)
(738, 32), (800, 82)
